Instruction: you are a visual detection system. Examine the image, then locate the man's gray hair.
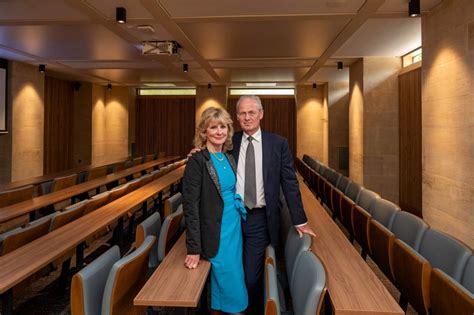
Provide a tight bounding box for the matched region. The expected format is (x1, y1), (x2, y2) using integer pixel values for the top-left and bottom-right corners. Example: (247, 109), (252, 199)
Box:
(236, 95), (263, 113)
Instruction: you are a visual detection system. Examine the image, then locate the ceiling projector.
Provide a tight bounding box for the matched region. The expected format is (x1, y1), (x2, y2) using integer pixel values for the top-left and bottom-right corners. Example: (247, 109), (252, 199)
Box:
(142, 41), (179, 55)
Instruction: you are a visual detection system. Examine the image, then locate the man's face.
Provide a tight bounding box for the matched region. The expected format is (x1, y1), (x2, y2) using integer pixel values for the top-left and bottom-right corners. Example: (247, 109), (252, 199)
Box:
(236, 98), (264, 135)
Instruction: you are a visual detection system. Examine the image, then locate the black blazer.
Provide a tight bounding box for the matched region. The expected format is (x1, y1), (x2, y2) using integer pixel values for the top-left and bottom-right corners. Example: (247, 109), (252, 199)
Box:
(232, 131), (307, 245)
(182, 149), (237, 258)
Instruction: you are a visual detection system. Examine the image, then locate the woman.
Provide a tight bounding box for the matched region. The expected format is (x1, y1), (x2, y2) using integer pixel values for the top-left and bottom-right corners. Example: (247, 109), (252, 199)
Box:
(182, 107), (248, 314)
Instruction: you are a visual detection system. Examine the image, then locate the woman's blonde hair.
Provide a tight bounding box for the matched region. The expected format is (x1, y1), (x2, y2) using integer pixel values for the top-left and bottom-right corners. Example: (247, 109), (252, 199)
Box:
(193, 107), (234, 151)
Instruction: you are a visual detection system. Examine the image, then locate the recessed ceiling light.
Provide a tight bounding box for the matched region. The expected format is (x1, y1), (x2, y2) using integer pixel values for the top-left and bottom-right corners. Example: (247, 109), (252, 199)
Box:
(245, 82), (277, 87)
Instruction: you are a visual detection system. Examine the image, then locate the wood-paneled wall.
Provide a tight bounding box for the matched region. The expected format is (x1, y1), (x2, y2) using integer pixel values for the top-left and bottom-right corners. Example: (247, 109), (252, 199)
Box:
(399, 67), (422, 217)
(135, 96), (195, 158)
(44, 76), (74, 174)
(227, 96), (296, 157)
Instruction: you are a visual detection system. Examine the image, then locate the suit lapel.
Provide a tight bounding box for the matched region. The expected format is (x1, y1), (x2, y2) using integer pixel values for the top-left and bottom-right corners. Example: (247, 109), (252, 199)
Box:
(262, 131), (273, 186)
(232, 132), (243, 164)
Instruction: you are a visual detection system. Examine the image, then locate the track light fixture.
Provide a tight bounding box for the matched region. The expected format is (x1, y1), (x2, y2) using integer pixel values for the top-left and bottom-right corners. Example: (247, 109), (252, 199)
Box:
(312, 83), (317, 89)
(208, 83), (212, 90)
(116, 7), (126, 24)
(107, 84), (112, 91)
(409, 0), (420, 17)
(39, 64), (45, 73)
(183, 63), (188, 72)
(337, 61), (343, 71)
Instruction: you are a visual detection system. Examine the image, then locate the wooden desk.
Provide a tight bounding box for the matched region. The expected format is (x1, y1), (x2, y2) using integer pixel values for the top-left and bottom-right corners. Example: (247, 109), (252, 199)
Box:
(0, 166), (185, 314)
(0, 156), (179, 226)
(134, 234), (211, 308)
(298, 175), (403, 315)
(0, 156), (133, 192)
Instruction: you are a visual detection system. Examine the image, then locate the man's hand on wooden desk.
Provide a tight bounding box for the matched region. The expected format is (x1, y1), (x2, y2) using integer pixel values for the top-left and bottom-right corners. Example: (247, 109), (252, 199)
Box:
(296, 223), (317, 238)
(185, 254), (200, 269)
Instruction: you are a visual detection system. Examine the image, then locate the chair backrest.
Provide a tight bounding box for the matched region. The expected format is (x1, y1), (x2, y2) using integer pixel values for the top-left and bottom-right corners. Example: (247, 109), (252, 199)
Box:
(336, 176), (351, 193)
(356, 188), (380, 211)
(302, 154), (311, 165)
(135, 212), (161, 269)
(326, 169), (341, 187)
(52, 174), (78, 192)
(139, 173), (154, 187)
(71, 246), (121, 315)
(125, 178), (141, 194)
(345, 181), (362, 202)
(87, 167), (107, 181)
(430, 268), (474, 315)
(158, 208), (184, 262)
(265, 245), (276, 267)
(50, 201), (87, 231)
(284, 227), (312, 288)
(369, 198), (399, 229)
(39, 180), (54, 196)
(461, 255), (474, 293)
(290, 251), (327, 315)
(318, 165), (328, 177)
(133, 157), (143, 166)
(390, 211), (428, 251)
(0, 185), (35, 208)
(108, 184), (129, 202)
(0, 217), (51, 255)
(264, 263), (281, 315)
(102, 236), (155, 315)
(123, 160), (134, 169)
(419, 229), (471, 282)
(145, 154), (155, 162)
(106, 164), (117, 175)
(83, 192), (110, 215)
(150, 169), (164, 180)
(164, 193), (182, 217)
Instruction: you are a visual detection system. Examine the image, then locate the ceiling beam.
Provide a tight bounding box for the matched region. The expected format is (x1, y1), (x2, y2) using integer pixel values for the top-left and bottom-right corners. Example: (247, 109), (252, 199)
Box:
(140, 0), (222, 83)
(63, 0), (196, 85)
(173, 13), (355, 23)
(298, 0), (386, 83)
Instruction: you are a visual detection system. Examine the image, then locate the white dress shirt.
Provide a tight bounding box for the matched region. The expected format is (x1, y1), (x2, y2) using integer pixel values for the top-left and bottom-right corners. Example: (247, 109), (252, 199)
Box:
(236, 128), (266, 208)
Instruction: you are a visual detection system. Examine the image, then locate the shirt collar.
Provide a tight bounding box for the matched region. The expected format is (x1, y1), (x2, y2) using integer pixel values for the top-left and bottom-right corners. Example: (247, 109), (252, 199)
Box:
(244, 128), (262, 143)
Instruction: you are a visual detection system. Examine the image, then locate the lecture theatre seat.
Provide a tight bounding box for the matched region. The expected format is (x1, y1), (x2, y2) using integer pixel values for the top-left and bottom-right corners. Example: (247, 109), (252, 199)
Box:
(330, 175), (351, 222)
(101, 235), (155, 315)
(285, 227), (312, 288)
(430, 255), (474, 315)
(0, 184), (35, 232)
(164, 192), (182, 217)
(368, 210), (428, 281)
(135, 212), (161, 269)
(339, 181), (363, 239)
(392, 229), (472, 314)
(157, 208), (184, 262)
(351, 189), (380, 258)
(0, 216), (51, 255)
(265, 263), (281, 315)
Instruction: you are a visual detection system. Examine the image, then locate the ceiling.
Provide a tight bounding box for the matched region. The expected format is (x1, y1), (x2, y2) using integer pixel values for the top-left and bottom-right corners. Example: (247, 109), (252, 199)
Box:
(0, 0), (442, 87)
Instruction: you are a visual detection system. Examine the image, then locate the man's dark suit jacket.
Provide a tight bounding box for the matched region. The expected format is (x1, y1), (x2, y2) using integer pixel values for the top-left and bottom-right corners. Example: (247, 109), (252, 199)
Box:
(182, 149), (237, 258)
(232, 130), (307, 245)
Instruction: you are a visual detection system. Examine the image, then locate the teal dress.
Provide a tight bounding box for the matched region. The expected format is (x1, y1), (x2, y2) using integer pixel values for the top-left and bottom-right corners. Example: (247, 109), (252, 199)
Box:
(209, 152), (248, 312)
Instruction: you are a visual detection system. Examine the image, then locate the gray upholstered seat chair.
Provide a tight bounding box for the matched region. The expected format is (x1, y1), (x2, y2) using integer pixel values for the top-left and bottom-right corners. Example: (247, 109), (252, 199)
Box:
(339, 182), (363, 239)
(164, 192), (182, 217)
(392, 229), (472, 314)
(0, 216), (52, 255)
(369, 198), (399, 229)
(101, 235), (155, 315)
(345, 181), (363, 203)
(135, 212), (161, 269)
(352, 189), (380, 258)
(330, 176), (352, 222)
(430, 261), (474, 315)
(290, 251), (327, 315)
(355, 188), (380, 211)
(284, 227), (312, 288)
(368, 210), (428, 281)
(50, 200), (88, 231)
(83, 192), (109, 216)
(157, 207), (184, 262)
(264, 263), (281, 315)
(71, 246), (121, 315)
(461, 255), (474, 293)
(265, 244), (277, 267)
(108, 184), (129, 202)
(391, 211), (428, 251)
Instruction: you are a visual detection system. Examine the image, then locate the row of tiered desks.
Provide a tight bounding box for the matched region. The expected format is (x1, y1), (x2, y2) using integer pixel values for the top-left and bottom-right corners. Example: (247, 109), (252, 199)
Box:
(0, 165), (185, 315)
(135, 174), (403, 315)
(0, 156), (179, 231)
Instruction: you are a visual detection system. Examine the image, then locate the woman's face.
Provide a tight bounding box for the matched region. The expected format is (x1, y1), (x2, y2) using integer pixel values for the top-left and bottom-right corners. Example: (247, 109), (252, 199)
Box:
(205, 119), (228, 148)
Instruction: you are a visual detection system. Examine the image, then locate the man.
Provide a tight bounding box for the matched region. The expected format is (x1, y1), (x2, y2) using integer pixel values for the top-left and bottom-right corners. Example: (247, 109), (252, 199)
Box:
(232, 95), (315, 315)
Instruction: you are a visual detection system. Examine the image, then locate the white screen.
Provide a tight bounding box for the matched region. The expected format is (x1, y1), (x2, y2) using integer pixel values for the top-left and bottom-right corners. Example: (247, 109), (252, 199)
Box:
(0, 68), (5, 131)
